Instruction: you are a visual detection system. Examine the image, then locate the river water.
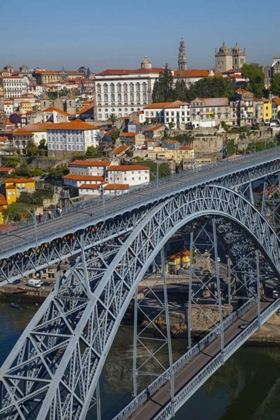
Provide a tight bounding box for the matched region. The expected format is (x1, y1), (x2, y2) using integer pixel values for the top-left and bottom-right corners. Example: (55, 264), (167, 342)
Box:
(1, 302), (280, 420)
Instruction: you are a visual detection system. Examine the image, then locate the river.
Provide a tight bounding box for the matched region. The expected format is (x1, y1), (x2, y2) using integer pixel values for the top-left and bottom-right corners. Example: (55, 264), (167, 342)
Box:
(1, 302), (280, 420)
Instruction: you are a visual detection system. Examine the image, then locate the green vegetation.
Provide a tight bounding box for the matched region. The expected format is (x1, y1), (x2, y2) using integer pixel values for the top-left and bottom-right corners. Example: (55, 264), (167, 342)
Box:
(241, 63), (265, 98)
(85, 146), (100, 158)
(1, 155), (20, 167)
(165, 133), (194, 144)
(46, 165), (69, 181)
(19, 190), (53, 205)
(152, 65), (175, 102)
(130, 159), (171, 180)
(2, 203), (36, 222)
(226, 139), (237, 155)
(152, 71), (234, 103)
(271, 73), (280, 96)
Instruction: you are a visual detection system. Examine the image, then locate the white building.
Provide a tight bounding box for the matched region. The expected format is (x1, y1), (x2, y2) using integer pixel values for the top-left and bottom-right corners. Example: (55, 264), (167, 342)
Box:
(63, 174), (105, 188)
(107, 165), (150, 187)
(163, 101), (190, 129)
(190, 97), (231, 128)
(0, 76), (30, 98)
(94, 57), (166, 121)
(68, 160), (111, 177)
(4, 101), (13, 115)
(13, 122), (53, 154)
(47, 121), (100, 157)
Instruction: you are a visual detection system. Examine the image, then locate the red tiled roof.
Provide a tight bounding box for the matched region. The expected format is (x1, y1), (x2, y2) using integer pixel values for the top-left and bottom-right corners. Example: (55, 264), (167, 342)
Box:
(114, 145), (130, 155)
(120, 132), (137, 137)
(77, 105), (94, 114)
(145, 125), (165, 132)
(64, 174), (104, 181)
(104, 184), (129, 190)
(0, 193), (7, 205)
(108, 165), (149, 171)
(70, 160), (111, 167)
(46, 121), (99, 130)
(42, 107), (70, 116)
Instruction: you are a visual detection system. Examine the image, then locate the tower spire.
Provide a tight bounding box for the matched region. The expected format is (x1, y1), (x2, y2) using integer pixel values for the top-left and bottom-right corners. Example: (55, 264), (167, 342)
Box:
(178, 38), (187, 71)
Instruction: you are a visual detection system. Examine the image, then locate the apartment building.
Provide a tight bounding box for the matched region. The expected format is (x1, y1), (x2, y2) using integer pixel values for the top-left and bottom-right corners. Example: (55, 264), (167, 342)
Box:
(47, 121), (100, 157)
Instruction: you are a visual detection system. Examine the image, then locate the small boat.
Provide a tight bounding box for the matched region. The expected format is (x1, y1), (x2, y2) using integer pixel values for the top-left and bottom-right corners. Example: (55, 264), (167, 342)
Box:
(10, 302), (20, 309)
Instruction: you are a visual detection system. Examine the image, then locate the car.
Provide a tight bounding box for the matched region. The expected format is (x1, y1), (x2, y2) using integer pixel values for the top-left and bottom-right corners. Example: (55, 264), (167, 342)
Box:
(12, 279), (20, 285)
(41, 281), (51, 287)
(239, 323), (248, 330)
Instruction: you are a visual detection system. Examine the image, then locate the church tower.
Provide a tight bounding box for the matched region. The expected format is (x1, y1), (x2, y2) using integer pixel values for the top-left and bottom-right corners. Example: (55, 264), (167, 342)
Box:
(178, 38), (187, 71)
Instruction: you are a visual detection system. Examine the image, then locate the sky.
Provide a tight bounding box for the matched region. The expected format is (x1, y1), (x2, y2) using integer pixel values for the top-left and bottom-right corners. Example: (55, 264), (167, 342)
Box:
(1, 0), (280, 73)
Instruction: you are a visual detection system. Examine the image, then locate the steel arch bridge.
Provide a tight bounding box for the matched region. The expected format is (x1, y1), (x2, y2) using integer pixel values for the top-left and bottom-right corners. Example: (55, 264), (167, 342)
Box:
(1, 184), (280, 419)
(1, 150), (280, 419)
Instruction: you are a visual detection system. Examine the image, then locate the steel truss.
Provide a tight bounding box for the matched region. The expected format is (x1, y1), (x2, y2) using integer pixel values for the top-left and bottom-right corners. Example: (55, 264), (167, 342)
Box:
(1, 151), (280, 286)
(1, 185), (280, 419)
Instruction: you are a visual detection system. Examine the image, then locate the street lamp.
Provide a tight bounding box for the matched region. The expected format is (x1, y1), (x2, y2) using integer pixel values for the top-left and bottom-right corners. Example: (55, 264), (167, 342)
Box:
(14, 206), (38, 248)
(98, 185), (105, 218)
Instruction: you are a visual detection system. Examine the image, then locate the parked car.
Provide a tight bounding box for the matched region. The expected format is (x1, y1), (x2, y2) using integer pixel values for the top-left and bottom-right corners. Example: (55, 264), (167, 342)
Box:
(239, 323), (248, 330)
(41, 282), (51, 287)
(12, 279), (20, 285)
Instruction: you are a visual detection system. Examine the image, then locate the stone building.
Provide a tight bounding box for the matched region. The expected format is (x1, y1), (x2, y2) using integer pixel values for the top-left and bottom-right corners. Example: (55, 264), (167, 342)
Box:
(178, 38), (187, 71)
(215, 42), (246, 72)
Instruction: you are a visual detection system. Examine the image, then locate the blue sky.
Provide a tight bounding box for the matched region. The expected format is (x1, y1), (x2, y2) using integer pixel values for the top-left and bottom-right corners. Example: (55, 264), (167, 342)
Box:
(1, 0), (280, 72)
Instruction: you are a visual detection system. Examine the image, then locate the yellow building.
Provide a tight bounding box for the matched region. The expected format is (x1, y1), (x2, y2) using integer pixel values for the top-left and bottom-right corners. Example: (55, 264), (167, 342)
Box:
(20, 101), (33, 114)
(167, 250), (191, 272)
(0, 193), (8, 224)
(4, 178), (35, 205)
(263, 100), (272, 123)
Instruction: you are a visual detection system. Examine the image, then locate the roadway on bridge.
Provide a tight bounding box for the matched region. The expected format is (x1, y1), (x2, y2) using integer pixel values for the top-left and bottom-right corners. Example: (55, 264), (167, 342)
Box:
(130, 300), (272, 420)
(0, 147), (279, 258)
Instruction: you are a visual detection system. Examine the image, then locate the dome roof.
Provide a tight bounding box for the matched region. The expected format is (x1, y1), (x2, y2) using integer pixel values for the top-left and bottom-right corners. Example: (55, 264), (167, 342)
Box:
(21, 64), (28, 69)
(141, 55), (151, 64)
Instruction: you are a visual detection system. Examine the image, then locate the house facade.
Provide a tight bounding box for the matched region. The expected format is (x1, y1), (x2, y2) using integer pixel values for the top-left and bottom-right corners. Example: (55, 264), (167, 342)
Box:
(46, 121), (100, 157)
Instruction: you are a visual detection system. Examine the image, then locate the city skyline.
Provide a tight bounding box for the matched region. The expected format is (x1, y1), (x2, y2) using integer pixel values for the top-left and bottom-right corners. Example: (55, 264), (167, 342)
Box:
(1, 0), (280, 72)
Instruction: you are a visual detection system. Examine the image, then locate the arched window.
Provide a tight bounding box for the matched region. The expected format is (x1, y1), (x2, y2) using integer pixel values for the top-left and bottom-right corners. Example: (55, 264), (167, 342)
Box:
(97, 83), (101, 93)
(110, 83), (115, 93)
(111, 94), (115, 101)
(129, 82), (134, 92)
(136, 82), (140, 92)
(104, 83), (108, 93)
(118, 93), (121, 101)
(104, 94), (108, 102)
(142, 82), (147, 92)
(123, 83), (127, 92)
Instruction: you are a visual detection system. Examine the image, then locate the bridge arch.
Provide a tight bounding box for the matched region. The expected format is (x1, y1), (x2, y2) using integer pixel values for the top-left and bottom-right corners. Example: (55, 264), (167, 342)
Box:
(2, 184), (280, 420)
(63, 184), (280, 419)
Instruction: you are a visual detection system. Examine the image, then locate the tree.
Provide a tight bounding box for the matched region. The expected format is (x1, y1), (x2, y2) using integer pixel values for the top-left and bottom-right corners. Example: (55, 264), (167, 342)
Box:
(85, 146), (98, 158)
(174, 79), (188, 101)
(109, 113), (118, 127)
(271, 73), (280, 96)
(152, 64), (174, 102)
(186, 77), (234, 100)
(241, 63), (265, 98)
(26, 140), (39, 157)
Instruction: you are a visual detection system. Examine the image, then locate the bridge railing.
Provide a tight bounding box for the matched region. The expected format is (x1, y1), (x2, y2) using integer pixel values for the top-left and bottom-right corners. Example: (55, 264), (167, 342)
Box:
(152, 298), (280, 420)
(2, 147), (277, 239)
(113, 298), (255, 420)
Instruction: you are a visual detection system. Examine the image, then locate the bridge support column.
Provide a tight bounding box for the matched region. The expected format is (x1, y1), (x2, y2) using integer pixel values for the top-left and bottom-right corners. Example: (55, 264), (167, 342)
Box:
(96, 380), (102, 420)
(249, 181), (254, 205)
(188, 223), (194, 350)
(54, 261), (61, 294)
(161, 247), (175, 417)
(256, 250), (261, 328)
(213, 219), (224, 363)
(133, 290), (138, 397)
(227, 254), (231, 315)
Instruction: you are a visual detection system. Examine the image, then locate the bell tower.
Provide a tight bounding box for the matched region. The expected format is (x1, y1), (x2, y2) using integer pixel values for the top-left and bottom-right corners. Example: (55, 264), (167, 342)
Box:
(178, 38), (187, 71)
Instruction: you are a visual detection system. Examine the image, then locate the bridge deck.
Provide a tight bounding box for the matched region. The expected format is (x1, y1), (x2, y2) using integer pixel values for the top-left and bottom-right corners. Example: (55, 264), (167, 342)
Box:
(130, 300), (272, 419)
(0, 147), (279, 259)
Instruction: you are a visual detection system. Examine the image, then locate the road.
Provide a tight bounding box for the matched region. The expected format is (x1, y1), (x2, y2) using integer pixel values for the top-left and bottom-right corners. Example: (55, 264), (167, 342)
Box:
(0, 147), (279, 258)
(130, 300), (272, 420)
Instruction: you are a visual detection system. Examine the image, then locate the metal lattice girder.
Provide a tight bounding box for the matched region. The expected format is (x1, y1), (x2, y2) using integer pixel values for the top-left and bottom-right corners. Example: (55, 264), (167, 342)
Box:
(2, 185), (280, 419)
(1, 149), (280, 285)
